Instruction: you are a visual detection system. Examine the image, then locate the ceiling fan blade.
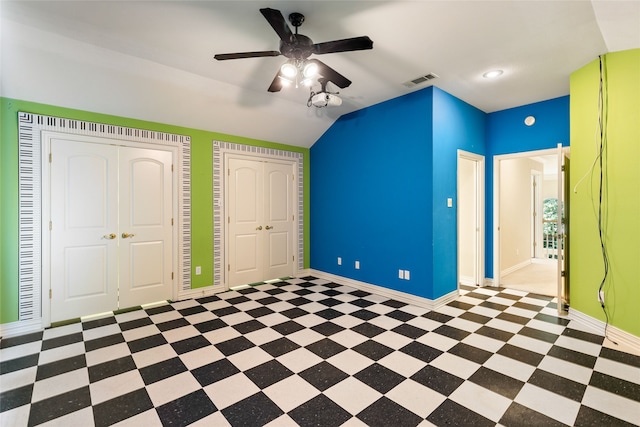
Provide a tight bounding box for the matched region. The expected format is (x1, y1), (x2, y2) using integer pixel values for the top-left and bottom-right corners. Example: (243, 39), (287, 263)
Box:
(313, 36), (373, 55)
(260, 8), (294, 42)
(267, 70), (285, 92)
(308, 59), (352, 89)
(214, 51), (281, 61)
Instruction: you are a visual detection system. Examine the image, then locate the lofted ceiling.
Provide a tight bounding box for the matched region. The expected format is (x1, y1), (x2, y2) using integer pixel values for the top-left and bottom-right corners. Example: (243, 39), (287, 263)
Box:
(2, 1), (639, 148)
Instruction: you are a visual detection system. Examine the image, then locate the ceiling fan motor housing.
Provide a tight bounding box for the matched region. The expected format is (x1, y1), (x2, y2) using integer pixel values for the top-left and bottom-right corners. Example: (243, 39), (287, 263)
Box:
(289, 12), (305, 28)
(280, 35), (314, 59)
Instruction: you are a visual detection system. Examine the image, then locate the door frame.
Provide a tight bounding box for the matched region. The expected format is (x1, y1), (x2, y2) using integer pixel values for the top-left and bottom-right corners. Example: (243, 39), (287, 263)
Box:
(16, 112), (191, 330)
(457, 150), (485, 289)
(224, 155), (297, 288)
(213, 141), (304, 292)
(41, 132), (180, 327)
(492, 147), (569, 301)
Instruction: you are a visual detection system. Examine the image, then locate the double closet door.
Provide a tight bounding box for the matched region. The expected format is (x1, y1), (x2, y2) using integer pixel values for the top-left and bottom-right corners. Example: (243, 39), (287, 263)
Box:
(227, 157), (295, 287)
(49, 136), (174, 322)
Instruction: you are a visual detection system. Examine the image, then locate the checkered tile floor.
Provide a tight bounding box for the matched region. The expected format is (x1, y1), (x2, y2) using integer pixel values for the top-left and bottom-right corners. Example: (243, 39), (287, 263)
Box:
(2, 276), (639, 426)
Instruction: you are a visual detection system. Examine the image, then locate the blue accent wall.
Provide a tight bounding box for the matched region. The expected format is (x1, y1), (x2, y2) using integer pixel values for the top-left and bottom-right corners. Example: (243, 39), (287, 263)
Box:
(432, 88), (486, 297)
(311, 87), (568, 299)
(311, 87), (485, 299)
(484, 96), (570, 277)
(311, 88), (434, 297)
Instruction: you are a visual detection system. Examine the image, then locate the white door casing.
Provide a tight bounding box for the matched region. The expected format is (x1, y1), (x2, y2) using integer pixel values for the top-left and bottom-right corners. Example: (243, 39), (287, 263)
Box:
(226, 156), (294, 287)
(47, 133), (175, 322)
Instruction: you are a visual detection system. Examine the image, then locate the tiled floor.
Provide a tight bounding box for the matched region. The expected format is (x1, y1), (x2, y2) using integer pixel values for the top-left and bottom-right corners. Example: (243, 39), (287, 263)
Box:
(1, 276), (639, 426)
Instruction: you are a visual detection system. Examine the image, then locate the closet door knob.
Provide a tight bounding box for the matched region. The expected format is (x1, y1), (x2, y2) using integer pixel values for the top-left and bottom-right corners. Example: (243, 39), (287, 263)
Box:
(103, 233), (117, 240)
(256, 226), (263, 230)
(265, 225), (273, 230)
(122, 232), (135, 239)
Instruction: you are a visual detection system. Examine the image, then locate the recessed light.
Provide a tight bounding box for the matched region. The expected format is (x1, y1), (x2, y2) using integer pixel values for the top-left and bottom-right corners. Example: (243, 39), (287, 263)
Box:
(524, 116), (536, 126)
(483, 70), (503, 79)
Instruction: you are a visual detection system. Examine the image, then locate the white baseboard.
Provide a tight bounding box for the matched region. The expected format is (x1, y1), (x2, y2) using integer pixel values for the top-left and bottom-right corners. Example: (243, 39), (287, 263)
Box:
(301, 269), (458, 311)
(0, 318), (43, 338)
(501, 259), (531, 276)
(177, 285), (226, 301)
(569, 308), (640, 354)
(459, 275), (475, 287)
(484, 278), (495, 287)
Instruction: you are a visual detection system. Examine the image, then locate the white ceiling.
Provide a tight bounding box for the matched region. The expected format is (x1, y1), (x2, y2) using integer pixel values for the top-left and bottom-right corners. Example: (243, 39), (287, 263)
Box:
(2, 1), (639, 148)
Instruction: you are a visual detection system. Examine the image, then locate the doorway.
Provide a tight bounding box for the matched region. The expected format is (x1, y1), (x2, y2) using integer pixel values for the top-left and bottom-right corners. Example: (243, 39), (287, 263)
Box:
(494, 146), (569, 307)
(45, 133), (177, 323)
(457, 150), (485, 289)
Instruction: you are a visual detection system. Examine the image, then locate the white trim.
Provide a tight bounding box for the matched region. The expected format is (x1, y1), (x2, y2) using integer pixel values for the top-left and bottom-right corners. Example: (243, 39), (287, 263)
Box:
(569, 308), (640, 354)
(493, 147), (562, 297)
(213, 141), (304, 290)
(16, 112), (191, 329)
(500, 259), (532, 277)
(302, 269), (459, 310)
(174, 285), (224, 302)
(0, 319), (43, 338)
(484, 278), (496, 287)
(459, 275), (475, 287)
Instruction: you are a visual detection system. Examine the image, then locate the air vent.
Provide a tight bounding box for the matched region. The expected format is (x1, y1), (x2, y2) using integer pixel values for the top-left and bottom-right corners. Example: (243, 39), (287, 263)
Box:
(403, 73), (439, 88)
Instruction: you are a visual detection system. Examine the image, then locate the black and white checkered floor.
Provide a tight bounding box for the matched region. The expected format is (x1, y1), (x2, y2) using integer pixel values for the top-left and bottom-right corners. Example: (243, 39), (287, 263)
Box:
(1, 276), (639, 426)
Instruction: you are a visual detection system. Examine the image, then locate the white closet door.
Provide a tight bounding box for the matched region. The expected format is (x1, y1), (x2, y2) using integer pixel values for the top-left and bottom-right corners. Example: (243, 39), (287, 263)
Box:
(50, 139), (119, 321)
(227, 158), (294, 287)
(50, 140), (173, 321)
(263, 161), (294, 280)
(228, 158), (264, 286)
(118, 146), (174, 309)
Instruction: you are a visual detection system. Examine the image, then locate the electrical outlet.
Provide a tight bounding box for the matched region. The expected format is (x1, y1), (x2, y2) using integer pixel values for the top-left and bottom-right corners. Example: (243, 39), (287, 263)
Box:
(598, 290), (605, 305)
(195, 266), (201, 275)
(355, 261), (360, 269)
(337, 257), (342, 265)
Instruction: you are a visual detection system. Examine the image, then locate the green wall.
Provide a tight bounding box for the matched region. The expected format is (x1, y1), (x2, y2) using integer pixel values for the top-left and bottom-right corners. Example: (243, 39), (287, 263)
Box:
(569, 49), (640, 337)
(0, 97), (310, 325)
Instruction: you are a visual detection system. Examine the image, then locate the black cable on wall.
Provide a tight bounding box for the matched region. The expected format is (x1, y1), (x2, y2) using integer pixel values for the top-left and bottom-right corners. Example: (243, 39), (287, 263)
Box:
(596, 55), (617, 345)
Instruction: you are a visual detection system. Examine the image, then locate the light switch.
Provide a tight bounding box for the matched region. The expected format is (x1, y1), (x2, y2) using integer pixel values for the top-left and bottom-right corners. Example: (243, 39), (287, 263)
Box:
(447, 198), (453, 208)
(195, 266), (201, 275)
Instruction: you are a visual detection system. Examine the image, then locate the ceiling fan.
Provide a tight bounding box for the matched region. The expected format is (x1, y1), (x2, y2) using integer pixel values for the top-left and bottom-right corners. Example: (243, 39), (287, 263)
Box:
(214, 8), (373, 92)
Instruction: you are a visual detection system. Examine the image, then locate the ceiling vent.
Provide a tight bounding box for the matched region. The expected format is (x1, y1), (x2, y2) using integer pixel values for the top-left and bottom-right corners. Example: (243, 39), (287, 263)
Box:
(403, 73), (439, 88)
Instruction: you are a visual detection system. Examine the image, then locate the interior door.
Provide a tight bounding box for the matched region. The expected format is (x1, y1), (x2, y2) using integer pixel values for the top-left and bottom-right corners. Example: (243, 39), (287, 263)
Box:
(557, 145), (570, 314)
(118, 147), (174, 309)
(458, 157), (478, 286)
(50, 139), (119, 321)
(458, 151), (484, 289)
(227, 157), (294, 287)
(50, 139), (174, 321)
(228, 158), (264, 286)
(264, 161), (294, 280)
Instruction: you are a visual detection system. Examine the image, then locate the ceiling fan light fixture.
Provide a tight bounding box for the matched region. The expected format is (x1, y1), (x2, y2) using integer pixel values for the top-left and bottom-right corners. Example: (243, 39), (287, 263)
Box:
(302, 62), (318, 78)
(281, 62), (298, 78)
